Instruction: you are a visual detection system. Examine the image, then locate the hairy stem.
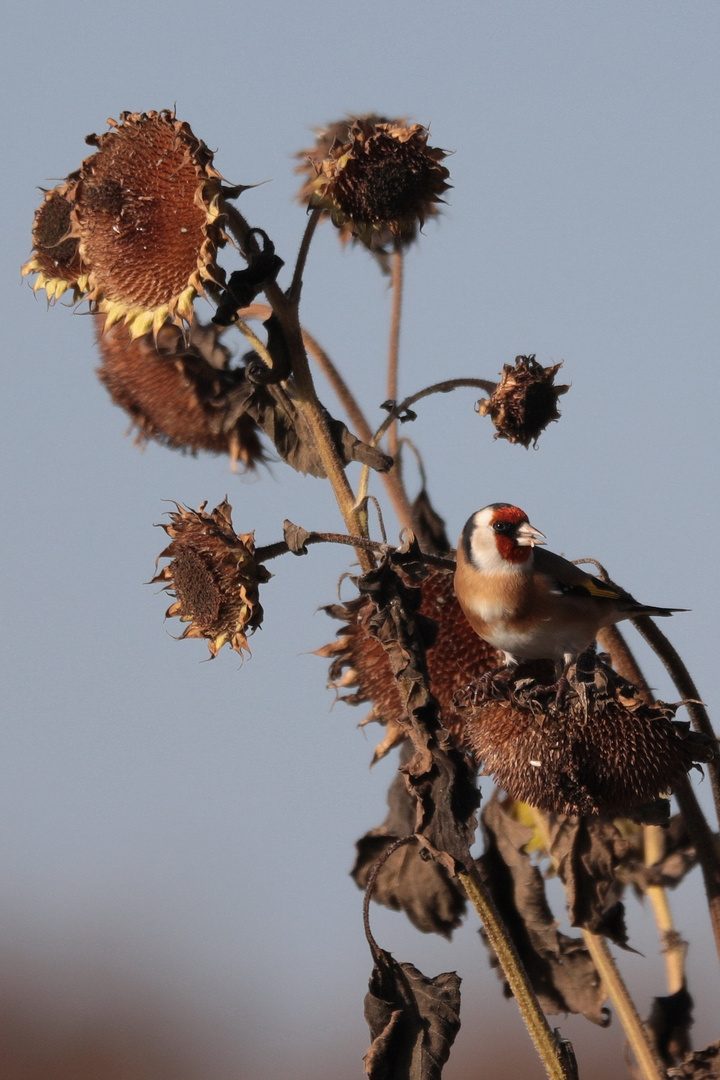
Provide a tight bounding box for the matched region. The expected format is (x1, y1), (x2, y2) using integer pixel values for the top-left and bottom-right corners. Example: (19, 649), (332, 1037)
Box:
(460, 865), (577, 1080)
(223, 203), (373, 569)
(581, 931), (666, 1080)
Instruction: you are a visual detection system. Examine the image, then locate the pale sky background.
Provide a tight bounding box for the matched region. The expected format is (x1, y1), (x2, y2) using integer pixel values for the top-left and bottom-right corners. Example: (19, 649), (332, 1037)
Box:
(2, 3), (720, 1078)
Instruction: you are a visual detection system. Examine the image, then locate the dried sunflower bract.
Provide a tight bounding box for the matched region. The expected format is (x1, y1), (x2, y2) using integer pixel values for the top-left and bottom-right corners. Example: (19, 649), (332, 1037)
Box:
(22, 182), (90, 303)
(153, 500), (270, 659)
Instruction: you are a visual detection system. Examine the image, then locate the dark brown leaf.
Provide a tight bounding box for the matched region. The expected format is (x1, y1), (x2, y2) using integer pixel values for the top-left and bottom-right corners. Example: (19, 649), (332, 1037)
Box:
(647, 984), (694, 1068)
(409, 486), (451, 555)
(356, 545), (479, 874)
(547, 815), (632, 948)
(364, 945), (461, 1080)
(236, 381), (392, 477)
(669, 1040), (720, 1079)
(352, 766), (466, 937)
(478, 796), (609, 1024)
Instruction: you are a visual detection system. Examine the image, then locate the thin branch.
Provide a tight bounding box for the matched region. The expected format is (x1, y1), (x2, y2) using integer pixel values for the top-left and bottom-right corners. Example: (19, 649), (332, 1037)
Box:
(643, 825), (687, 995)
(386, 247), (404, 463)
(673, 775), (720, 965)
(255, 530), (456, 569)
(289, 207), (322, 304)
(631, 614), (720, 823)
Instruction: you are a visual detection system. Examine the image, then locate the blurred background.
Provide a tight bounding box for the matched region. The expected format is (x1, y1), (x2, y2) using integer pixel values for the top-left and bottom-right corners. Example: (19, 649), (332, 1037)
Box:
(2, 2), (719, 1076)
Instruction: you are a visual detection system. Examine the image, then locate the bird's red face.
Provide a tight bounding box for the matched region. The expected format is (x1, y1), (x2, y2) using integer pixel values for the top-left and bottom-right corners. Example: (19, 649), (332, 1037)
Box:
(489, 505), (539, 564)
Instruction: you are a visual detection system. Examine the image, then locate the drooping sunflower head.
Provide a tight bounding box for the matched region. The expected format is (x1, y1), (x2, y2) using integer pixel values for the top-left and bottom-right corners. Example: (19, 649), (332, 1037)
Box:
(152, 500), (270, 659)
(299, 117), (451, 251)
(477, 355), (571, 448)
(22, 181), (90, 303)
(72, 110), (232, 337)
(459, 660), (717, 817)
(95, 314), (266, 469)
(318, 567), (501, 761)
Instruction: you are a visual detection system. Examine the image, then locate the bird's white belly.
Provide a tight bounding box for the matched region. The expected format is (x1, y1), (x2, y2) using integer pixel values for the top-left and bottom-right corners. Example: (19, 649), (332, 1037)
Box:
(467, 599), (595, 663)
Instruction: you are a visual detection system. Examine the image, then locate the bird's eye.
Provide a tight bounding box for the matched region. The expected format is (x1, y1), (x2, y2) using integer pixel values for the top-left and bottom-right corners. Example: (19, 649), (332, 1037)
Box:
(493, 521), (510, 534)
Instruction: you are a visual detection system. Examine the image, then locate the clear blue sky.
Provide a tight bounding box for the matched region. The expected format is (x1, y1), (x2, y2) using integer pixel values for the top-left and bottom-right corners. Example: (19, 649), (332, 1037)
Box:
(2, 3), (719, 1077)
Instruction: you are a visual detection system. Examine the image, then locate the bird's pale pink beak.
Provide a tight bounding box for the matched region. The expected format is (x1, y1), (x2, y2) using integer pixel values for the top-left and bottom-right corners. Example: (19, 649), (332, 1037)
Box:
(516, 521), (546, 547)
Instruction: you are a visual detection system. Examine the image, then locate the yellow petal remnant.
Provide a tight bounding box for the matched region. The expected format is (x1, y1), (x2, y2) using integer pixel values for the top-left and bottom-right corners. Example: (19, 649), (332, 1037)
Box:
(152, 500), (270, 659)
(73, 110), (232, 335)
(21, 182), (90, 303)
(301, 117), (451, 252)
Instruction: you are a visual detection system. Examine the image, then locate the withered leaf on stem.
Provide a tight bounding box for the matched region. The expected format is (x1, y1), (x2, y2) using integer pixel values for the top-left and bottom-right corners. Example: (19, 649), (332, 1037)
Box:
(669, 1040), (720, 1080)
(618, 814), (699, 894)
(234, 379), (392, 477)
(364, 944), (461, 1080)
(647, 984), (694, 1069)
(352, 763), (466, 937)
(478, 795), (609, 1025)
(547, 815), (632, 948)
(357, 543), (479, 873)
(282, 519), (312, 556)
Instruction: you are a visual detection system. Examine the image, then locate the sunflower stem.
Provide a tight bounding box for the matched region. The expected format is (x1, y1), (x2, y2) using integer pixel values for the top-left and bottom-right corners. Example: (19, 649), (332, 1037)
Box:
(581, 930), (666, 1080)
(459, 866), (576, 1080)
(386, 247), (404, 465)
(631, 614), (720, 824)
(644, 825), (687, 994)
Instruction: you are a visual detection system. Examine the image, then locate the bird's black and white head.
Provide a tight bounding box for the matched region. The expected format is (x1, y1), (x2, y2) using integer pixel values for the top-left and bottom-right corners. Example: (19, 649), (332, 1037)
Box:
(460, 503), (546, 574)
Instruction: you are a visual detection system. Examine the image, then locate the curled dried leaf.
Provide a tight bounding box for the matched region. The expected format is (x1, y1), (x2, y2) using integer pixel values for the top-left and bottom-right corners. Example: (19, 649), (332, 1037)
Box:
(364, 946), (461, 1080)
(478, 795), (609, 1024)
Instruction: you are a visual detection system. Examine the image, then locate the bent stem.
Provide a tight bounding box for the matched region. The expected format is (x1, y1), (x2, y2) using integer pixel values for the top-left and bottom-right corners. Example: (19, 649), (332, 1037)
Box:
(631, 614), (720, 823)
(459, 865), (576, 1080)
(356, 377), (497, 515)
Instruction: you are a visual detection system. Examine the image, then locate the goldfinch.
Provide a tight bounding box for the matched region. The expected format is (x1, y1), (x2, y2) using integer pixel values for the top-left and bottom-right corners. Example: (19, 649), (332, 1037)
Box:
(454, 503), (683, 668)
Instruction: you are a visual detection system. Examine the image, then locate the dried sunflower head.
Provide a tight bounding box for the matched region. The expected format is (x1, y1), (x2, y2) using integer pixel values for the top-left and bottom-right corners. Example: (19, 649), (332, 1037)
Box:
(302, 117), (451, 251)
(72, 110), (232, 337)
(95, 314), (265, 468)
(318, 567), (501, 761)
(458, 660), (717, 816)
(478, 355), (570, 448)
(22, 181), (90, 302)
(152, 500), (270, 659)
